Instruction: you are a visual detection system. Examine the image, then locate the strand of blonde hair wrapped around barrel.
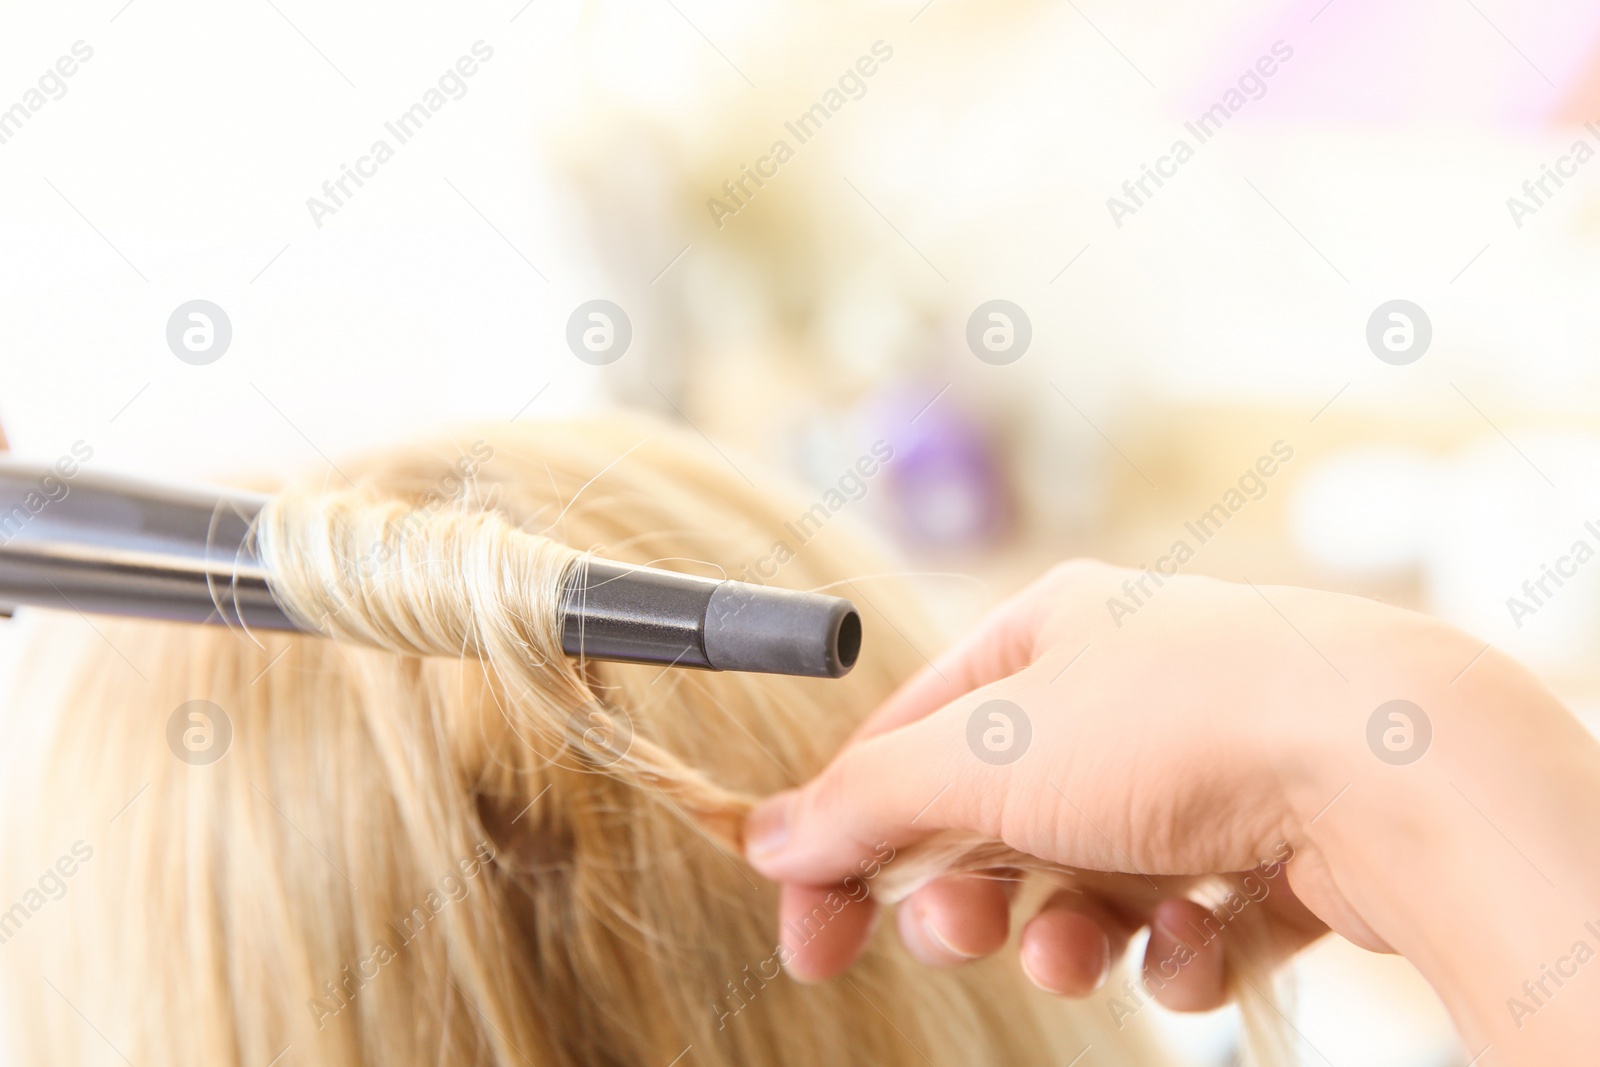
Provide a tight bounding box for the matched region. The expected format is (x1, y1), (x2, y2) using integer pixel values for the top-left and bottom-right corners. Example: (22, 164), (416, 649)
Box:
(256, 484), (1288, 1067)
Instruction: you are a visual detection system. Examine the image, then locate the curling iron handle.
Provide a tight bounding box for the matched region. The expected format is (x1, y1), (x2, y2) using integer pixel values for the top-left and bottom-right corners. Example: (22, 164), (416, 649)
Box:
(0, 462), (296, 630)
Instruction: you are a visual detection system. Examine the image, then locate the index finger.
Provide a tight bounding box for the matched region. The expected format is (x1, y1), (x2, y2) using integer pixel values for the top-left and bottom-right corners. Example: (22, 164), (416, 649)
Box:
(850, 574), (1056, 744)
(746, 681), (1015, 885)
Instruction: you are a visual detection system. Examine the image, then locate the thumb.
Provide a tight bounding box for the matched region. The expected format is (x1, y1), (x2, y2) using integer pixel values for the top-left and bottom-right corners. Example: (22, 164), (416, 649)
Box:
(745, 684), (1015, 885)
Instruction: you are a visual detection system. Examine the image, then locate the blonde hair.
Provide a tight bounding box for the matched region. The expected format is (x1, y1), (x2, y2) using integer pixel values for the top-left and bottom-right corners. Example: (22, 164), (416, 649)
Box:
(0, 416), (1277, 1065)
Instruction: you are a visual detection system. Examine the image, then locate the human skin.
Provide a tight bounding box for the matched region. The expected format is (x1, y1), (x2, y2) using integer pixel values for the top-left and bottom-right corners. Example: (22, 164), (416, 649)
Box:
(744, 561), (1600, 1065)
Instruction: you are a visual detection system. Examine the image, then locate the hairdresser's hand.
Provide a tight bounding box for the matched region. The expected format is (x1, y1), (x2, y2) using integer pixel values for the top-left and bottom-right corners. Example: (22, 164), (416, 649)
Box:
(746, 561), (1600, 1065)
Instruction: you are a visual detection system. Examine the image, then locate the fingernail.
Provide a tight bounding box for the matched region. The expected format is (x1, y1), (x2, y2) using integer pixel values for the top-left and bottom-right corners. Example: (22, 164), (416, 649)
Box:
(922, 914), (979, 960)
(1151, 916), (1192, 954)
(745, 790), (795, 862)
(1018, 930), (1108, 996)
(1019, 940), (1064, 994)
(1089, 939), (1111, 991)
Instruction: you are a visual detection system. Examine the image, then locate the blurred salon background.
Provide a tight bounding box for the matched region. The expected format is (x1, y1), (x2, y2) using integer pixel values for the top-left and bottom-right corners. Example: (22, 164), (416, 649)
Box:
(5, 0), (1600, 1063)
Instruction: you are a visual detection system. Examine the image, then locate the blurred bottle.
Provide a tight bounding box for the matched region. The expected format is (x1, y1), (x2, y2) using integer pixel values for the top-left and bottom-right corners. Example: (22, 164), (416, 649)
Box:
(867, 381), (1013, 551)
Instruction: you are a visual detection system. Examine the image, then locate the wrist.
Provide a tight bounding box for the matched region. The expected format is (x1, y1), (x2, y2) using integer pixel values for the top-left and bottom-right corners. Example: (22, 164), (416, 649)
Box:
(1293, 623), (1600, 1062)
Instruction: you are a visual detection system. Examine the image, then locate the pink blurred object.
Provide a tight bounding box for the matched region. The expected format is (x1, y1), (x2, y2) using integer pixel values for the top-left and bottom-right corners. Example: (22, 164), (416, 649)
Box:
(1175, 0), (1600, 130)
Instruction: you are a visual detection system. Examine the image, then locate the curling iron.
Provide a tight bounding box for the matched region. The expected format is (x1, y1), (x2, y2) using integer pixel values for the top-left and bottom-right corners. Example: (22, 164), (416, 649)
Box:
(0, 462), (861, 679)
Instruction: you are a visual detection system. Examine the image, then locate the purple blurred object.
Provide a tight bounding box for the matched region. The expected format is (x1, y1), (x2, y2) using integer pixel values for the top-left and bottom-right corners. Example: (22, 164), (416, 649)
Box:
(868, 384), (1012, 550)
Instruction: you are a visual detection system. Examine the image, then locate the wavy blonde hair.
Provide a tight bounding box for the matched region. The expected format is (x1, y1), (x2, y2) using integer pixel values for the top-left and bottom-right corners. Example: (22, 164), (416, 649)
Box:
(0, 416), (1275, 1066)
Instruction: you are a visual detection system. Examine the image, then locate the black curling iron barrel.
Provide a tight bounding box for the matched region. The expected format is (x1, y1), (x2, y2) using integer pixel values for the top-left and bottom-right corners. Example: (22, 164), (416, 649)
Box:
(0, 461), (861, 679)
(561, 559), (861, 679)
